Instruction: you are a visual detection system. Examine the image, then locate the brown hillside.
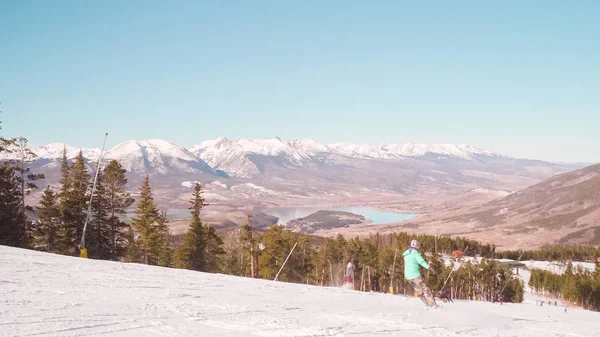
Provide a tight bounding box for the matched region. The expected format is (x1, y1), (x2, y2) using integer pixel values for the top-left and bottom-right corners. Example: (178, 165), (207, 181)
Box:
(330, 163), (600, 250)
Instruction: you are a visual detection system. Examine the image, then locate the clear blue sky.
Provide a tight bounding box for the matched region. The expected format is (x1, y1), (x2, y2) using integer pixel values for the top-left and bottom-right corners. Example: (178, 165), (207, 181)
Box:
(1, 1), (598, 163)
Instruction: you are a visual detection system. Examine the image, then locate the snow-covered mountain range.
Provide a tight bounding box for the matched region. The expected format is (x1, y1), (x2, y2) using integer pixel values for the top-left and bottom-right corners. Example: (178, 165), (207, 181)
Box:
(2, 136), (579, 228)
(2, 137), (509, 178)
(1, 139), (215, 175)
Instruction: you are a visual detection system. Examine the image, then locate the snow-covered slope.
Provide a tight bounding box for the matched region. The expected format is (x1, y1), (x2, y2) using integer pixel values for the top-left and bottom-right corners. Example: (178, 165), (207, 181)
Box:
(1, 245), (598, 337)
(105, 139), (214, 175)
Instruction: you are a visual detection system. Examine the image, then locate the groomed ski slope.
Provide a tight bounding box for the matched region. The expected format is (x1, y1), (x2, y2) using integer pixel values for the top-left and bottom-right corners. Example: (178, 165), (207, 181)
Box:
(1, 246), (598, 337)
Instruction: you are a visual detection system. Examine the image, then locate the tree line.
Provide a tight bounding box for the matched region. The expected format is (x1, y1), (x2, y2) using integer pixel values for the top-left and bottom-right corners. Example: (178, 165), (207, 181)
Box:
(496, 246), (600, 263)
(529, 262), (600, 311)
(218, 225), (523, 303)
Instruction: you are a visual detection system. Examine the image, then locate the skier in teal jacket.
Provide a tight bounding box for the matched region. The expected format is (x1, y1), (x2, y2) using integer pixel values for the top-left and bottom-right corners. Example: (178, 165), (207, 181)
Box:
(403, 239), (438, 308)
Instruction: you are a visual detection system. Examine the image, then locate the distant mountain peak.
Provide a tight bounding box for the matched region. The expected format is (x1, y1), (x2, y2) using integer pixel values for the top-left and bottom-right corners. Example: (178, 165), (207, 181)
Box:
(105, 139), (212, 174)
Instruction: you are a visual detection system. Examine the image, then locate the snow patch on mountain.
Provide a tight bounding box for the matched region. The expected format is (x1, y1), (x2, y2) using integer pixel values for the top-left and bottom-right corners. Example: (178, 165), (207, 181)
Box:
(181, 180), (201, 188)
(210, 181), (228, 189)
(202, 192), (229, 201)
(231, 183), (277, 194)
(287, 139), (332, 156)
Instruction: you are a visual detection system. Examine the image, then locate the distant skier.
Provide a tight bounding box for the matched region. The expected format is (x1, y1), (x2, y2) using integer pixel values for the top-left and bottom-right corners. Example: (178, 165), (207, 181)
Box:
(403, 239), (438, 309)
(344, 259), (355, 289)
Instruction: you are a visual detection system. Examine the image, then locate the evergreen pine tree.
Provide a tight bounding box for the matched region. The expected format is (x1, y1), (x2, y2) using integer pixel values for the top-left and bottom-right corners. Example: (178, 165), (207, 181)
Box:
(0, 113), (25, 247)
(88, 170), (110, 259)
(562, 261), (579, 302)
(14, 137), (44, 245)
(258, 224), (292, 280)
(204, 224), (225, 273)
(102, 160), (134, 260)
(0, 162), (25, 247)
(240, 214), (256, 277)
(124, 225), (141, 263)
(32, 186), (60, 252)
(55, 149), (91, 255)
(69, 151), (91, 254)
(131, 175), (161, 265)
(56, 147), (73, 254)
(174, 183), (208, 271)
(0, 134), (43, 248)
(151, 211), (172, 267)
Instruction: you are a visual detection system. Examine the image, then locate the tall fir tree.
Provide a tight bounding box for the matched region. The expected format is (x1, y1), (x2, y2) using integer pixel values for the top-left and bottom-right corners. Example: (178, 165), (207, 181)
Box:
(69, 150), (91, 254)
(102, 160), (135, 260)
(87, 170), (110, 259)
(0, 162), (25, 247)
(151, 210), (172, 267)
(0, 115), (24, 247)
(131, 175), (169, 265)
(55, 149), (91, 255)
(15, 137), (45, 245)
(124, 225), (141, 263)
(240, 214), (256, 277)
(203, 224), (225, 273)
(32, 186), (60, 252)
(174, 183), (208, 271)
(0, 134), (44, 248)
(56, 147), (73, 254)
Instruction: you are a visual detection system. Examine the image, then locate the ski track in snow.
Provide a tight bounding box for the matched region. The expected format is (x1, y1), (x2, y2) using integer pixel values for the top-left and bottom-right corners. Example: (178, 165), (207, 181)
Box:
(1, 246), (599, 337)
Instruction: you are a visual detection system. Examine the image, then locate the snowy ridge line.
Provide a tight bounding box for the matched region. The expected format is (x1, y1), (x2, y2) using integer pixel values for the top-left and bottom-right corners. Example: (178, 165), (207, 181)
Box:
(190, 137), (507, 161)
(0, 137), (510, 177)
(2, 137), (507, 162)
(1, 245), (599, 337)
